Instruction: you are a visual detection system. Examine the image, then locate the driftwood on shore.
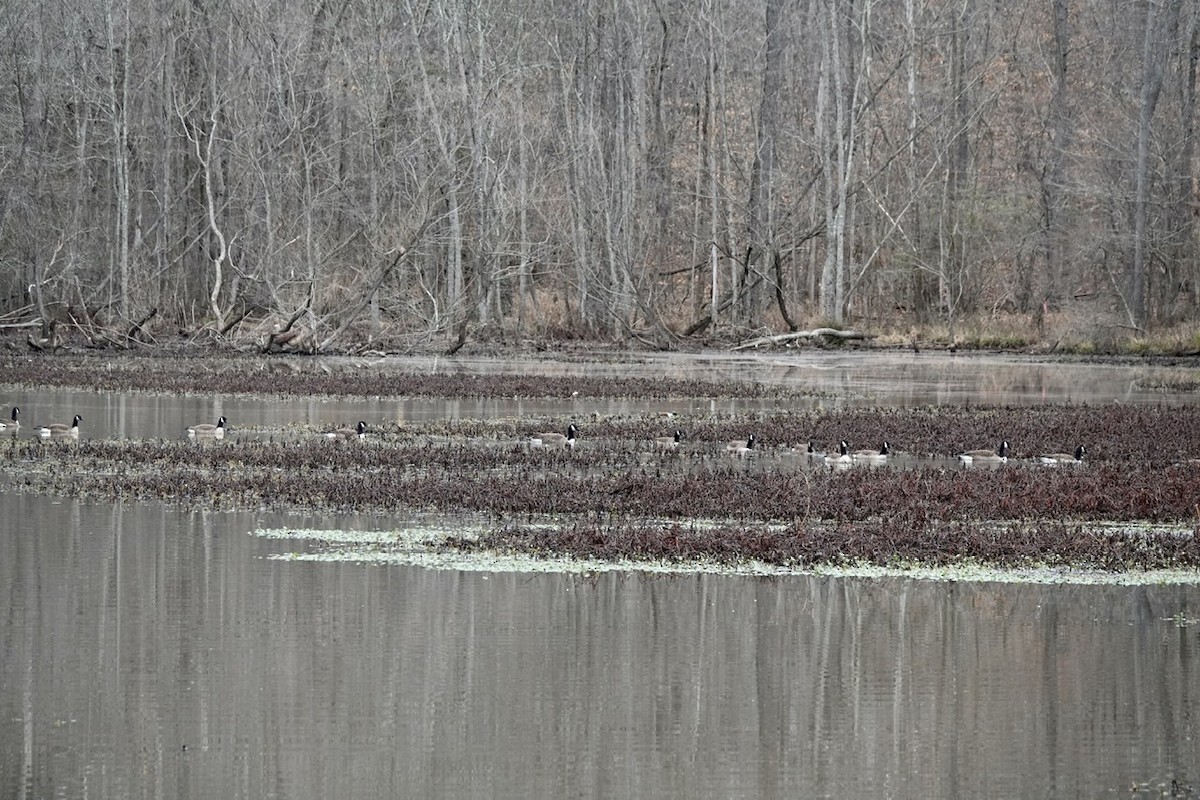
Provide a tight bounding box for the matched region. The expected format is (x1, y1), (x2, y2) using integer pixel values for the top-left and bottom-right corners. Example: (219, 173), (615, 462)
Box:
(732, 328), (872, 351)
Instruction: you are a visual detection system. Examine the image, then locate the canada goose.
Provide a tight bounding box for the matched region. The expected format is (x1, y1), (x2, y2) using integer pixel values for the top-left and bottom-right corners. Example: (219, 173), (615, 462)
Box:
(726, 433), (756, 457)
(188, 416), (227, 440)
(1040, 445), (1085, 465)
(325, 421), (368, 440)
(0, 407), (18, 433)
(38, 414), (82, 439)
(825, 440), (852, 468)
(532, 423), (578, 449)
(652, 429), (683, 450)
(958, 441), (1009, 465)
(796, 441), (825, 460)
(799, 441), (826, 460)
(852, 441), (890, 462)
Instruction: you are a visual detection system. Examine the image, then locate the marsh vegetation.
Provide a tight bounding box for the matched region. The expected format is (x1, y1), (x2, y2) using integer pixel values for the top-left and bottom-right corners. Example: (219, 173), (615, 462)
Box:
(4, 364), (1198, 575)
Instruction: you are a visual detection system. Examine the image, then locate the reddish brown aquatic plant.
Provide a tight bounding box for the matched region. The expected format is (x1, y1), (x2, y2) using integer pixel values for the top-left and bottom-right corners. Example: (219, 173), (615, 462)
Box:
(446, 516), (1200, 572)
(0, 354), (812, 401)
(4, 404), (1200, 573)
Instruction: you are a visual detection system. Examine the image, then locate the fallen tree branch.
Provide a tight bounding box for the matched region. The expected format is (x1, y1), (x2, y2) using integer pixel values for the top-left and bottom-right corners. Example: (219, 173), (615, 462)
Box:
(732, 328), (873, 350)
(127, 307), (158, 343)
(0, 319), (43, 330)
(317, 246), (407, 353)
(263, 296), (315, 354)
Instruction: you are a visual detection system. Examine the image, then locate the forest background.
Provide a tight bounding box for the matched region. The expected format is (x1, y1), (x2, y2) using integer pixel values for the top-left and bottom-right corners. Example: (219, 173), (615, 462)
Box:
(2, 0), (1199, 355)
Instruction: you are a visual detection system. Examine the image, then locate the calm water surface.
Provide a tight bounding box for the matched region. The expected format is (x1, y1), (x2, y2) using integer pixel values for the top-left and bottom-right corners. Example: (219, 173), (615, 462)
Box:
(2, 353), (1200, 798)
(5, 352), (1199, 442)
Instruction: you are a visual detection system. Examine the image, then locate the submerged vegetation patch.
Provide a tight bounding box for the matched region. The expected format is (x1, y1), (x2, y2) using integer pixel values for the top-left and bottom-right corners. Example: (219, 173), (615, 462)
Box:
(4, 401), (1200, 580)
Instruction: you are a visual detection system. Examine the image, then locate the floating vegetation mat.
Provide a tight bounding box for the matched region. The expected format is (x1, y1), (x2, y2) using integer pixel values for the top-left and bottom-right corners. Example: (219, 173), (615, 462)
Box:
(0, 353), (819, 400)
(249, 522), (1200, 586)
(5, 403), (1200, 581)
(1133, 377), (1200, 393)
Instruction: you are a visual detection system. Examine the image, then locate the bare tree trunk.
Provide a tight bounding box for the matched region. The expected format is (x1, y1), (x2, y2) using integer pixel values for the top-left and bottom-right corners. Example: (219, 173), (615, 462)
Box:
(748, 0), (787, 327)
(1161, 0), (1198, 321)
(516, 59), (536, 327)
(705, 11), (721, 330)
(104, 0), (132, 322)
(819, 0), (849, 323)
(560, 50), (595, 332)
(1183, 7), (1200, 312)
(452, 0), (495, 326)
(1131, 0), (1162, 328)
(1042, 0), (1072, 310)
(406, 0), (462, 333)
(1130, 0), (1185, 327)
(905, 0), (936, 320)
(946, 0), (971, 322)
(195, 107), (227, 331)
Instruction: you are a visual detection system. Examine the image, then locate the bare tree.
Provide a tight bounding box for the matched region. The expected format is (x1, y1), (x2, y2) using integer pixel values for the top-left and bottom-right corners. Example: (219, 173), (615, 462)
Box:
(1038, 0), (1073, 314)
(1, 0), (1199, 349)
(1130, 0), (1173, 328)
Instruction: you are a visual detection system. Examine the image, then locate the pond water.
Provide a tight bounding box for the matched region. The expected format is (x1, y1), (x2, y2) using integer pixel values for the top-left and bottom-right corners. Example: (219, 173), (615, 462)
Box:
(2, 352), (1200, 798)
(4, 351), (1199, 442)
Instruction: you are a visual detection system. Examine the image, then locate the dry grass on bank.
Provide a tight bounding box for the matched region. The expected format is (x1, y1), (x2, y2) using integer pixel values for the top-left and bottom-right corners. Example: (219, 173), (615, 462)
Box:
(810, 312), (1200, 357)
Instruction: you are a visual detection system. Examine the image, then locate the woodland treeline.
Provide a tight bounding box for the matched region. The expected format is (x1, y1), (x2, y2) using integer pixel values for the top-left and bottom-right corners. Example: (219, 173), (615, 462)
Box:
(1, 0), (1198, 350)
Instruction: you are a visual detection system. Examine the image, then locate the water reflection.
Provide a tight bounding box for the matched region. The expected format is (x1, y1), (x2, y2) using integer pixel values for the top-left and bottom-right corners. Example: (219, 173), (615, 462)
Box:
(2, 495), (1197, 798)
(373, 351), (1198, 407)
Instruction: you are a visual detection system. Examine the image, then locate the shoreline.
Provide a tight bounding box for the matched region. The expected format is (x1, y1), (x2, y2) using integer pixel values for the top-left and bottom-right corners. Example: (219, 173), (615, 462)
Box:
(1, 347), (1197, 402)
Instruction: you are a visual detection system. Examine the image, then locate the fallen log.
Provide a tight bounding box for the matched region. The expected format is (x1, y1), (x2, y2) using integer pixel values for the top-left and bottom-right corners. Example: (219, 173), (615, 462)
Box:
(732, 328), (872, 351)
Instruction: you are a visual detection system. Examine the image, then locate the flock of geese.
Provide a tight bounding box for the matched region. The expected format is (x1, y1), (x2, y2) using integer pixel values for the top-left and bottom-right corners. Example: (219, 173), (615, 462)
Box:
(800, 437), (1084, 466)
(954, 440), (1087, 466)
(0, 407), (370, 442)
(0, 406), (1088, 466)
(768, 435), (1082, 466)
(0, 407), (85, 440)
(529, 421), (1087, 468)
(796, 437), (1083, 466)
(184, 416), (369, 441)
